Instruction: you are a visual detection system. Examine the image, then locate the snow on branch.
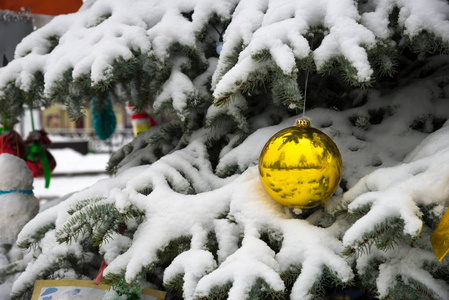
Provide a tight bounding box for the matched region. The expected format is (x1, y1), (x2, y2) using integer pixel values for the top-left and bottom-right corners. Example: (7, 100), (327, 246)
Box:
(14, 137), (354, 299)
(0, 0), (448, 116)
(343, 123), (449, 252)
(0, 0), (237, 116)
(212, 0), (449, 103)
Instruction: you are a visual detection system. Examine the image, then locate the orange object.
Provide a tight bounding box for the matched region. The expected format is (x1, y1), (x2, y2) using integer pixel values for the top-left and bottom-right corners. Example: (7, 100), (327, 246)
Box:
(0, 0), (82, 16)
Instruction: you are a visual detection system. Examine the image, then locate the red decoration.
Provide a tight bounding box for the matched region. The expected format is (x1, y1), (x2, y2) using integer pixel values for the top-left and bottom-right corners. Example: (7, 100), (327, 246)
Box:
(95, 259), (108, 285)
(24, 130), (56, 178)
(0, 130), (26, 158)
(126, 103), (156, 136)
(94, 226), (126, 285)
(0, 0), (83, 16)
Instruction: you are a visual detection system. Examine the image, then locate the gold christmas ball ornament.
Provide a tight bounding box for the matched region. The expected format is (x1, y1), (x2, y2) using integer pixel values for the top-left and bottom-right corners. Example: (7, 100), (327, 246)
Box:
(258, 119), (342, 209)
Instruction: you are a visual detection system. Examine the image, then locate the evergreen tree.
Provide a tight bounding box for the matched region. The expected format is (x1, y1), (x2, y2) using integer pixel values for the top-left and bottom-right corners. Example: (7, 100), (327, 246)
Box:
(1, 0), (449, 299)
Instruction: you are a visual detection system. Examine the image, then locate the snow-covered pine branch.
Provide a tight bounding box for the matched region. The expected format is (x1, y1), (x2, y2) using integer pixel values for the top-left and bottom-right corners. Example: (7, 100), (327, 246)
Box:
(1, 0), (448, 117)
(0, 0), (236, 119)
(212, 0), (449, 105)
(11, 55), (449, 299)
(2, 0), (449, 299)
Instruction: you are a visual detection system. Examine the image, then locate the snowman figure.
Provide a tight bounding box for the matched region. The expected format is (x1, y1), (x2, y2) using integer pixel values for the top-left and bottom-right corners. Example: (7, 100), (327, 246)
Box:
(0, 153), (39, 245)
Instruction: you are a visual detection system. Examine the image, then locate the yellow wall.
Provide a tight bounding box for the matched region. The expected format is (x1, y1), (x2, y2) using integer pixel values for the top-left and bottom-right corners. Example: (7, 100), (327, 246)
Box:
(41, 103), (128, 132)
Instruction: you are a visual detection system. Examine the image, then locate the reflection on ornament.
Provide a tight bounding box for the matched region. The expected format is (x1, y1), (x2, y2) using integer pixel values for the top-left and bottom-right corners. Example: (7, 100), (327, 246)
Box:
(259, 119), (342, 209)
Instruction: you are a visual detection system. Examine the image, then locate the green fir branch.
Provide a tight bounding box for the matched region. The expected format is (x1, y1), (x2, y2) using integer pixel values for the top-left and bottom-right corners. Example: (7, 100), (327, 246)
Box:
(306, 26), (328, 51)
(108, 275), (143, 300)
(67, 197), (104, 215)
(407, 31), (447, 60)
(46, 68), (74, 101)
(308, 266), (350, 300)
(368, 41), (399, 78)
(136, 185), (153, 196)
(357, 257), (382, 295)
(419, 204), (443, 229)
(196, 13), (231, 43)
(259, 229), (283, 254)
(194, 281), (233, 300)
(87, 13), (112, 28)
(248, 277), (285, 300)
(156, 236), (191, 267)
(215, 162), (240, 178)
(0, 263), (21, 284)
(252, 49), (271, 62)
(296, 54), (316, 72)
(338, 56), (373, 88)
(45, 35), (60, 54)
(214, 71), (267, 107)
(281, 265), (301, 290)
(387, 275), (440, 300)
(214, 40), (245, 85)
(163, 273), (184, 297)
(344, 202), (372, 222)
(17, 222), (56, 250)
(56, 199), (143, 247)
(343, 217), (406, 257)
(10, 282), (35, 300)
(270, 67), (302, 109)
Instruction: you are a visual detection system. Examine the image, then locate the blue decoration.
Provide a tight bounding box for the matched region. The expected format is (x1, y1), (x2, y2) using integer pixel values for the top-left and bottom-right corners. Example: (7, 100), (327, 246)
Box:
(63, 288), (81, 296)
(0, 189), (33, 195)
(216, 41), (223, 55)
(91, 94), (117, 140)
(41, 287), (58, 296)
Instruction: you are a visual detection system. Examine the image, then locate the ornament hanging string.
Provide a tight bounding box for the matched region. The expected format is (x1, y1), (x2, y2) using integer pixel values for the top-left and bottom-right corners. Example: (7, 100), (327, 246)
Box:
(302, 39), (314, 119)
(210, 23), (225, 43)
(210, 22), (225, 55)
(302, 70), (309, 118)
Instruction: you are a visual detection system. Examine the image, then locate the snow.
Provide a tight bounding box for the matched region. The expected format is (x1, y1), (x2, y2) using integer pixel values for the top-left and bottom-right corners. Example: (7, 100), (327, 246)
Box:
(0, 154), (33, 190)
(343, 121), (449, 245)
(0, 0), (239, 97)
(154, 60), (197, 121)
(164, 249), (217, 299)
(211, 0), (449, 100)
(8, 56), (449, 298)
(33, 148), (110, 202)
(1, 0), (449, 299)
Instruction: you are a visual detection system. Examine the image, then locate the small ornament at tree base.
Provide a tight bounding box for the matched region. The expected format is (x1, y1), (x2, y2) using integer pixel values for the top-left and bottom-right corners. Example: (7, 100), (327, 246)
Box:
(258, 119), (342, 209)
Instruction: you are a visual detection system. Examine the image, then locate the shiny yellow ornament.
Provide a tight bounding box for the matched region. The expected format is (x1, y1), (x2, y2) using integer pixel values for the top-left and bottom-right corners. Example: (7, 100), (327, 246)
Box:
(430, 207), (449, 261)
(258, 119), (342, 209)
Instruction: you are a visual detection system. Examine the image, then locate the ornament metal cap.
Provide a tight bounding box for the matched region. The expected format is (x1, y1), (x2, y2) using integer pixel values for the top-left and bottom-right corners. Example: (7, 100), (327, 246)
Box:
(294, 119), (310, 128)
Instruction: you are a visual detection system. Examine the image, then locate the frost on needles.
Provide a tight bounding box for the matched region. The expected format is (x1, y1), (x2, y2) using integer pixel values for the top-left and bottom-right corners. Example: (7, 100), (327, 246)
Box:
(1, 0), (449, 300)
